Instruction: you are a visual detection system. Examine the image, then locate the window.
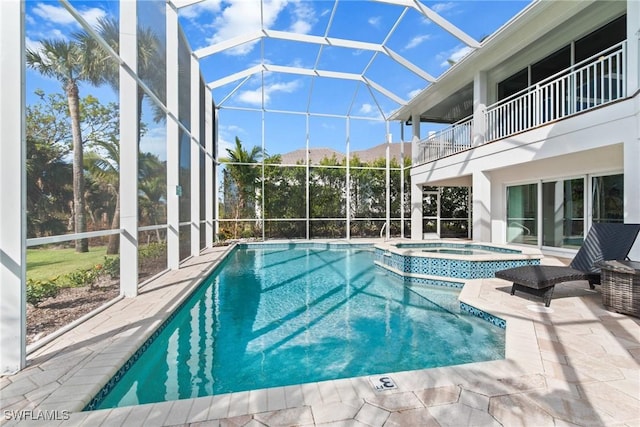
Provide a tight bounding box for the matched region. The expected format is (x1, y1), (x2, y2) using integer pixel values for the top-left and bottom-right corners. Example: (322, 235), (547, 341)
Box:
(498, 68), (528, 101)
(542, 178), (584, 249)
(506, 183), (537, 245)
(575, 15), (626, 63)
(592, 174), (624, 223)
(496, 15), (626, 101)
(531, 45), (571, 84)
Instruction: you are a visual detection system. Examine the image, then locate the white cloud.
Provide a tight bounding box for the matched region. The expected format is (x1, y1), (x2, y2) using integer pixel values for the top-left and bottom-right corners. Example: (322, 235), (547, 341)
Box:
(360, 103), (373, 114)
(205, 0), (316, 56)
(179, 0), (222, 20)
(359, 103), (382, 118)
(237, 79), (302, 106)
(139, 126), (168, 161)
(404, 34), (431, 50)
(237, 87), (264, 105)
(439, 45), (474, 67)
(431, 2), (456, 14)
(217, 125), (244, 157)
(32, 3), (106, 29)
(368, 16), (381, 28)
(25, 37), (43, 53)
(291, 19), (312, 34)
(290, 0), (316, 34)
(408, 88), (423, 99)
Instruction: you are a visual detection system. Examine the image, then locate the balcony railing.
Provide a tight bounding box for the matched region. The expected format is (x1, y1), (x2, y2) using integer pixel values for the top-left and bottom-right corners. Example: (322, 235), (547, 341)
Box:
(415, 41), (627, 166)
(416, 116), (473, 164)
(486, 41), (626, 142)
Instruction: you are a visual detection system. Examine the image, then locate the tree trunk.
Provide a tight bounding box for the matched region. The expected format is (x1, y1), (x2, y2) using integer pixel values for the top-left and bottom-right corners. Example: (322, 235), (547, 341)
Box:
(106, 192), (120, 255)
(67, 81), (88, 252)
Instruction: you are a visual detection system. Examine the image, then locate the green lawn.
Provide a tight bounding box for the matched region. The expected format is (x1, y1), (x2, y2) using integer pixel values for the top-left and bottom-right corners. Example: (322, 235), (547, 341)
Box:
(27, 246), (114, 281)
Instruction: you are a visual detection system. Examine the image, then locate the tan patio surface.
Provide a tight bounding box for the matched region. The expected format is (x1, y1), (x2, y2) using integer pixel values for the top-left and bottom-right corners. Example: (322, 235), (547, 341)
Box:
(1, 243), (639, 426)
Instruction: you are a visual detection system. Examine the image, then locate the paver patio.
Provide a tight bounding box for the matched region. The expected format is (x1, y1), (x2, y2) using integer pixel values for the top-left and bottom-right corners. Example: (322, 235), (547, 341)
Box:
(1, 242), (638, 426)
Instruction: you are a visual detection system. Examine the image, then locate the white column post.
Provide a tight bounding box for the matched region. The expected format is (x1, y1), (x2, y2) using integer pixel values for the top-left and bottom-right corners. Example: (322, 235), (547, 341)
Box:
(119, 0), (138, 297)
(305, 114), (310, 239)
(472, 171), (492, 242)
(410, 111), (422, 240)
(166, 3), (180, 269)
(626, 0), (640, 94)
(410, 111), (421, 164)
(385, 127), (391, 240)
(0, 0), (26, 374)
(473, 71), (487, 146)
(214, 108), (220, 242)
(190, 55), (201, 256)
(627, 0), (640, 259)
(346, 117), (351, 240)
(400, 122), (406, 238)
(205, 90), (214, 247)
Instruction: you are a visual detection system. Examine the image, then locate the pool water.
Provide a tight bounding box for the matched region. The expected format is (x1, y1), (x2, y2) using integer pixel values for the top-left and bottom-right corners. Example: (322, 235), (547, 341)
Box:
(95, 246), (505, 409)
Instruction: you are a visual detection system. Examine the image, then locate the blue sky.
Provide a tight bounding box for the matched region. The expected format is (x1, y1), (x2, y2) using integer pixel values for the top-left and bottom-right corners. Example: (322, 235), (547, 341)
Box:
(25, 0), (530, 161)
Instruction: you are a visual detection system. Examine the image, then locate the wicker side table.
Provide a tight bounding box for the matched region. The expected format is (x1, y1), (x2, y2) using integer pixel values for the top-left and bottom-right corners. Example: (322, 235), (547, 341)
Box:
(596, 260), (640, 317)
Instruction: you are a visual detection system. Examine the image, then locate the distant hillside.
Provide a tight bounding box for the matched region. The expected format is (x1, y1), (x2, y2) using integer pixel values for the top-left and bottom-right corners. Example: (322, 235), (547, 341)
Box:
(279, 142), (411, 165)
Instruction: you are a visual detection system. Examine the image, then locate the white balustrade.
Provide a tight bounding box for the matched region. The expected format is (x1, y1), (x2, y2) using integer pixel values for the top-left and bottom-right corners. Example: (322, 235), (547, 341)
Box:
(414, 42), (627, 166)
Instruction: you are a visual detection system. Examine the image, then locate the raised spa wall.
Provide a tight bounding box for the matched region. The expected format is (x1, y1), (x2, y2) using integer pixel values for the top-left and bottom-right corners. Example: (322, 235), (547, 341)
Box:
(374, 241), (543, 282)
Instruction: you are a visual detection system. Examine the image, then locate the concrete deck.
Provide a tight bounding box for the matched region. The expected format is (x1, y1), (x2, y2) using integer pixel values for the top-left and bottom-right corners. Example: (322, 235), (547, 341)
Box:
(1, 244), (639, 426)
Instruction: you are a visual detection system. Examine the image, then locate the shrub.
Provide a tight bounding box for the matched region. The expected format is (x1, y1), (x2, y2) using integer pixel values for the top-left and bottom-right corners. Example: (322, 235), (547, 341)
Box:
(103, 256), (120, 279)
(64, 267), (99, 288)
(139, 242), (166, 260)
(26, 279), (59, 307)
(217, 228), (232, 241)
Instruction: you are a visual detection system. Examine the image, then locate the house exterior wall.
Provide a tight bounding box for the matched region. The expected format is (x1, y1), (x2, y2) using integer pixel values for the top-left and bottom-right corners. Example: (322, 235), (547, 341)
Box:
(411, 94), (639, 257)
(408, 1), (640, 259)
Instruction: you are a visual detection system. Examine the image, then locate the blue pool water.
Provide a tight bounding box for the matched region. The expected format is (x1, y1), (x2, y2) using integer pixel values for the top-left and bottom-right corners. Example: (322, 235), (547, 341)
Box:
(94, 246), (505, 409)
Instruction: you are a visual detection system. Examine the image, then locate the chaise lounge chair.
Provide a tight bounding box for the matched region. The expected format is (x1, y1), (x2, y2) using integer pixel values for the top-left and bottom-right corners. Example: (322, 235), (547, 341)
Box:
(495, 223), (640, 307)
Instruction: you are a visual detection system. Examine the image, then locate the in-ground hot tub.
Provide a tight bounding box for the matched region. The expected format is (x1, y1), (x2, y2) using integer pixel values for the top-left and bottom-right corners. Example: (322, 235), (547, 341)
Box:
(375, 240), (543, 282)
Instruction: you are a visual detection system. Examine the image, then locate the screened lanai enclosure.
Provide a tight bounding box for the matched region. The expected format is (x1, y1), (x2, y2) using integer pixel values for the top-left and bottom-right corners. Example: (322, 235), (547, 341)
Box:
(1, 0), (508, 373)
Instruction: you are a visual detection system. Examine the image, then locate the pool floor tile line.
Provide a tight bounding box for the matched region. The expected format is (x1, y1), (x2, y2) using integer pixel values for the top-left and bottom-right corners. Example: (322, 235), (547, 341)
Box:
(1, 241), (639, 426)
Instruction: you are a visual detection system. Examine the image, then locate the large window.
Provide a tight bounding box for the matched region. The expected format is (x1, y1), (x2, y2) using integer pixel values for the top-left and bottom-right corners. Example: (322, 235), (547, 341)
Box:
(497, 15), (626, 103)
(592, 174), (624, 224)
(542, 178), (584, 249)
(506, 183), (538, 245)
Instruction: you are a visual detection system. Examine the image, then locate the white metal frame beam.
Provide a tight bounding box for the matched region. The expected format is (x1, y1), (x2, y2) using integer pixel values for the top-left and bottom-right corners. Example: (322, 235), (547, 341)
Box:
(119, 0), (139, 297)
(209, 64), (407, 106)
(166, 2), (180, 269)
(0, 0), (26, 374)
(373, 0), (480, 48)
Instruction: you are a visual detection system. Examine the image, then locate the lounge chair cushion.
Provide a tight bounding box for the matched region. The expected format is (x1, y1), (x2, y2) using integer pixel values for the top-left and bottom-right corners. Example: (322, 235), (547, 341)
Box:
(495, 265), (589, 290)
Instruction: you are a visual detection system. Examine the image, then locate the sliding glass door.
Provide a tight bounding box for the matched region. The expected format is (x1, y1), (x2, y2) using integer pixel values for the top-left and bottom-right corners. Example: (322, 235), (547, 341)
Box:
(592, 174), (624, 223)
(506, 174), (623, 247)
(542, 178), (584, 249)
(506, 183), (538, 244)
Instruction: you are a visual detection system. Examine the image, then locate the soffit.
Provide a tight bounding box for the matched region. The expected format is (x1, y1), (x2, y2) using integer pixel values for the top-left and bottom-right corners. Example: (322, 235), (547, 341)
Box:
(390, 0), (597, 122)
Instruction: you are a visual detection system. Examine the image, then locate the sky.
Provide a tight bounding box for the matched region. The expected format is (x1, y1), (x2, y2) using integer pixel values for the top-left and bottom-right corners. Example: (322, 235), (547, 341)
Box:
(25, 0), (531, 161)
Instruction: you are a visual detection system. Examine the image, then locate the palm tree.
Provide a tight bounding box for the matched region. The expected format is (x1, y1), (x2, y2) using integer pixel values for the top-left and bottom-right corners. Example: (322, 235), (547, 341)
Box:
(222, 137), (263, 238)
(75, 18), (166, 253)
(26, 39), (93, 252)
(76, 16), (166, 142)
(139, 152), (167, 243)
(85, 137), (120, 254)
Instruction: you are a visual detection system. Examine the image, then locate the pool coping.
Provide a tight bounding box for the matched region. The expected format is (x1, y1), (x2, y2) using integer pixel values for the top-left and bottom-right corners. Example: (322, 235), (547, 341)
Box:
(2, 239), (638, 426)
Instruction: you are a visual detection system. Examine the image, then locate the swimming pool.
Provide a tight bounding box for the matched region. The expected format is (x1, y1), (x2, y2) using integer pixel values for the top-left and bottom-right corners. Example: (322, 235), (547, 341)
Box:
(89, 244), (505, 409)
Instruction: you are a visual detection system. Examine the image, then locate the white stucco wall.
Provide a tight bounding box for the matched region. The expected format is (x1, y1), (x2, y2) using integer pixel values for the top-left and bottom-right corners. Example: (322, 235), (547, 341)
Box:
(410, 96), (638, 252)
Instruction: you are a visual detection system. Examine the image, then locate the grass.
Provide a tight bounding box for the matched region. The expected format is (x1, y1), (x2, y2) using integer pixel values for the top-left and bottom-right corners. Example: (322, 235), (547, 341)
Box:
(27, 246), (114, 281)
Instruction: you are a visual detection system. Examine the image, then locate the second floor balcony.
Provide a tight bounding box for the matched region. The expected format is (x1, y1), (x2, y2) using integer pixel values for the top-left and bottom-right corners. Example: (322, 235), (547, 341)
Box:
(416, 41), (628, 166)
